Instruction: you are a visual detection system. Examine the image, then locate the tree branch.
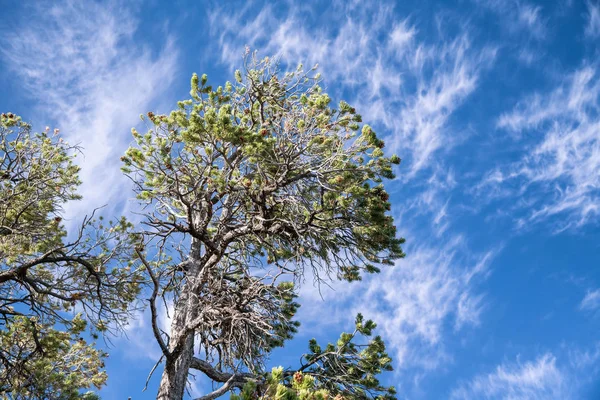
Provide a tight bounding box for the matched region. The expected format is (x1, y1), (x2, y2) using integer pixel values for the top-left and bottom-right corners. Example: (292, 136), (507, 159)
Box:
(136, 249), (170, 358)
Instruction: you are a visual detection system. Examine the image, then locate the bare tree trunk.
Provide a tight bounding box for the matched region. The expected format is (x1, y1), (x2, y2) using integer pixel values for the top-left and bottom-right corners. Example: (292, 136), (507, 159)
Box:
(157, 336), (194, 399)
(156, 239), (212, 399)
(157, 292), (195, 400)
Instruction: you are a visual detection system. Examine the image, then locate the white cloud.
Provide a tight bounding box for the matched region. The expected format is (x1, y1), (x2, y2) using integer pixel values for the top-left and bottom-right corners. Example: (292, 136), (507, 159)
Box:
(580, 289), (600, 311)
(362, 239), (494, 371)
(0, 0), (178, 224)
(121, 309), (163, 361)
(116, 296), (175, 365)
(517, 4), (546, 39)
(390, 36), (495, 176)
(450, 353), (568, 400)
(568, 342), (600, 372)
(389, 20), (417, 57)
(517, 48), (541, 66)
(395, 168), (457, 236)
(585, 1), (600, 38)
(472, 0), (547, 40)
(451, 343), (600, 400)
(479, 65), (600, 230)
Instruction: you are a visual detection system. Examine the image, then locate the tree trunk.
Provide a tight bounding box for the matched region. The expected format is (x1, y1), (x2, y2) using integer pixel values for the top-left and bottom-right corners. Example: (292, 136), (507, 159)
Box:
(157, 292), (195, 400)
(156, 239), (211, 399)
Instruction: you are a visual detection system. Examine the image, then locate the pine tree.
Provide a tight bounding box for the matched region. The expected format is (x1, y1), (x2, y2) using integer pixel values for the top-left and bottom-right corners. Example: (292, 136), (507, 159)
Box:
(122, 52), (405, 400)
(0, 114), (142, 399)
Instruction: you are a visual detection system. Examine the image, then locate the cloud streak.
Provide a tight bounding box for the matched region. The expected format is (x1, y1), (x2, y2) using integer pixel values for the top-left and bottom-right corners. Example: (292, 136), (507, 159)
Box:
(478, 65), (600, 231)
(451, 343), (600, 400)
(580, 288), (600, 312)
(357, 238), (494, 372)
(450, 353), (567, 400)
(585, 1), (600, 38)
(472, 0), (548, 40)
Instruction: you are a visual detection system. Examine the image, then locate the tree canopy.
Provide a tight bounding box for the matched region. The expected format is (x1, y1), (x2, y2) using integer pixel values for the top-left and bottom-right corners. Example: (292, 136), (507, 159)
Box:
(121, 53), (404, 400)
(0, 113), (141, 399)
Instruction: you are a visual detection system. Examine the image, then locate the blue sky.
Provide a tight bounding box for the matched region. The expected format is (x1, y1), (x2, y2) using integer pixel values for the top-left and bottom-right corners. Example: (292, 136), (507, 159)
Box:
(1, 0), (600, 399)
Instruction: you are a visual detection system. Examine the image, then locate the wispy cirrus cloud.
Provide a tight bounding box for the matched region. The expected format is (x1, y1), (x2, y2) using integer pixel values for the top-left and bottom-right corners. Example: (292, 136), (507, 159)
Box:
(450, 353), (568, 400)
(477, 65), (600, 231)
(516, 3), (547, 39)
(470, 0), (547, 66)
(580, 288), (600, 312)
(585, 1), (600, 38)
(472, 0), (548, 40)
(451, 343), (600, 400)
(297, 235), (496, 379)
(358, 238), (495, 372)
(0, 0), (178, 223)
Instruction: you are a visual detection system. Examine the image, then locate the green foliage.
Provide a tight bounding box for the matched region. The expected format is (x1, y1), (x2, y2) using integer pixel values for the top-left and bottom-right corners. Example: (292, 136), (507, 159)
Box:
(229, 316), (397, 400)
(266, 282), (301, 350)
(289, 314), (395, 400)
(321, 315), (392, 398)
(0, 317), (105, 400)
(232, 368), (330, 400)
(0, 114), (141, 398)
(0, 114), (80, 261)
(123, 54), (405, 286)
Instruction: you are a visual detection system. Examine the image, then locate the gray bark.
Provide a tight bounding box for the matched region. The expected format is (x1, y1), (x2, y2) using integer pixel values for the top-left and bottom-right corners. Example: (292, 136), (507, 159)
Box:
(156, 291), (195, 400)
(156, 239), (204, 400)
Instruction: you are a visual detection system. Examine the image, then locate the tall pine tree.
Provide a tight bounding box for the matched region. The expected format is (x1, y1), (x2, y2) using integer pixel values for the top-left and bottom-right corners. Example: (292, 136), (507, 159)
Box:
(122, 52), (405, 400)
